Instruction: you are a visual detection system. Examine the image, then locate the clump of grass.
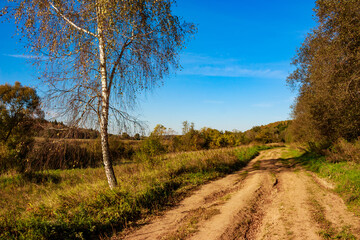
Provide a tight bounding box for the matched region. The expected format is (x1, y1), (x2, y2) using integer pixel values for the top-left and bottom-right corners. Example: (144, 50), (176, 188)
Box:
(308, 194), (356, 239)
(280, 147), (304, 159)
(165, 207), (220, 240)
(0, 145), (269, 239)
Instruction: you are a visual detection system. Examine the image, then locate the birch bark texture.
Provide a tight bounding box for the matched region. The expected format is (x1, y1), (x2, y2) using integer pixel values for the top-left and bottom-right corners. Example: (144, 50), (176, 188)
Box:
(1, 0), (195, 189)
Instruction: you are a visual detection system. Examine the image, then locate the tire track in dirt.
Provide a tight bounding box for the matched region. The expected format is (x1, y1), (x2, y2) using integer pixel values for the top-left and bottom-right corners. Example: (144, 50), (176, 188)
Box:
(121, 150), (275, 240)
(307, 173), (360, 239)
(254, 150), (360, 240)
(256, 171), (321, 240)
(190, 149), (281, 240)
(121, 148), (360, 240)
(189, 172), (270, 240)
(121, 151), (268, 240)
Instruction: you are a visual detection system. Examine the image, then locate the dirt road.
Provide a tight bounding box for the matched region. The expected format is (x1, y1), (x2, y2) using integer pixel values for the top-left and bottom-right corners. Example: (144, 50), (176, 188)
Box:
(121, 148), (360, 240)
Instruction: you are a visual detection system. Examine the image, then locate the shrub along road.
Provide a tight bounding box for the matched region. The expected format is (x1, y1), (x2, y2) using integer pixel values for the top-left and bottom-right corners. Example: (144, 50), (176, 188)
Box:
(120, 148), (360, 240)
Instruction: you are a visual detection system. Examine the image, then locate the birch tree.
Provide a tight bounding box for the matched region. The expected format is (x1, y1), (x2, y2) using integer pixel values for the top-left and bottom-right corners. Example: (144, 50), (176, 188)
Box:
(1, 0), (195, 189)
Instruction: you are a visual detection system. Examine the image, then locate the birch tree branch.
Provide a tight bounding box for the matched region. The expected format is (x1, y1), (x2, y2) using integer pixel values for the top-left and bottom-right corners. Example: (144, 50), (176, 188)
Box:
(48, 0), (98, 38)
(108, 40), (132, 91)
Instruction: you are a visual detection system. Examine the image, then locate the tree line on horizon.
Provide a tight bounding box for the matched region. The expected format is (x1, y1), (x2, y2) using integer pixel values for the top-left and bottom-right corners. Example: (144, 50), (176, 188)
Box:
(0, 82), (291, 173)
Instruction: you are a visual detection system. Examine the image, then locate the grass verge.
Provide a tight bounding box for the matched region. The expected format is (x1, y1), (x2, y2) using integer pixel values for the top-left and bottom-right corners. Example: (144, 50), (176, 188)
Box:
(281, 147), (360, 216)
(0, 145), (270, 239)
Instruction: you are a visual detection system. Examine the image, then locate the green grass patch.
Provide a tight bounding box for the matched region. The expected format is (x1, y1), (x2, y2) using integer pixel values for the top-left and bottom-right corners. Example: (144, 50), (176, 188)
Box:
(280, 147), (303, 159)
(308, 193), (356, 239)
(0, 145), (269, 239)
(290, 151), (360, 216)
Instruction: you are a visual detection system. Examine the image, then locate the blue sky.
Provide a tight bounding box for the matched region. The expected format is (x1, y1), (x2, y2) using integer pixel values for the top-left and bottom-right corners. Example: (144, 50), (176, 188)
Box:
(0, 0), (316, 134)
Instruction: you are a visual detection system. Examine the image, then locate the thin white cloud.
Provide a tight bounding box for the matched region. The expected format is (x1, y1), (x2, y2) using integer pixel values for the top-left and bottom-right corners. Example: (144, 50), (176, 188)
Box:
(181, 52), (240, 65)
(181, 66), (287, 79)
(179, 53), (289, 79)
(4, 54), (40, 59)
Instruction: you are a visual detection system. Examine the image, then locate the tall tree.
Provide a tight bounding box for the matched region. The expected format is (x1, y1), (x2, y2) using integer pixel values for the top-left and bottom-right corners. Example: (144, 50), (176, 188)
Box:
(1, 0), (195, 189)
(287, 0), (360, 145)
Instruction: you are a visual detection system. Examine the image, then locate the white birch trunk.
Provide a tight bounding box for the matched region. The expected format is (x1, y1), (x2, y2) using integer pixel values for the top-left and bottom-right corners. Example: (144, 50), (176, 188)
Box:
(97, 4), (118, 189)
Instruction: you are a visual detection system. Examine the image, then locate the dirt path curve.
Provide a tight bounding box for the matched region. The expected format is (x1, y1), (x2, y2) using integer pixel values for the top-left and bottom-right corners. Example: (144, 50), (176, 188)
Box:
(121, 148), (360, 240)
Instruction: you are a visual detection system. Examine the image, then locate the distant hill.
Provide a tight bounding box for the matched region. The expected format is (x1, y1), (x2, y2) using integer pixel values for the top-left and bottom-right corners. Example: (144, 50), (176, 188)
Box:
(244, 120), (292, 143)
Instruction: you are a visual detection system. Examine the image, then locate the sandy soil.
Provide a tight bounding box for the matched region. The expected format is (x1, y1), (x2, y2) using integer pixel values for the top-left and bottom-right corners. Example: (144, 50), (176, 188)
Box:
(119, 148), (360, 240)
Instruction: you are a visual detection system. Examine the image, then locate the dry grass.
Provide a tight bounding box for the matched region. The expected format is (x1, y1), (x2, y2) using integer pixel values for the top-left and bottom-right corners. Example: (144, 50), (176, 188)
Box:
(0, 145), (269, 239)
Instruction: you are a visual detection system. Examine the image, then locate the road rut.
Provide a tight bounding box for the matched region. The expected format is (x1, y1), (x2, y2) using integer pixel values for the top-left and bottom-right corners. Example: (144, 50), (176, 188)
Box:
(120, 148), (360, 240)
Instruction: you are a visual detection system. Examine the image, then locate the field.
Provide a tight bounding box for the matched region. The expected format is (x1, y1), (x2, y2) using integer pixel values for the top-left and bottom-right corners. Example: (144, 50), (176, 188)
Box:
(0, 145), (269, 239)
(2, 144), (359, 239)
